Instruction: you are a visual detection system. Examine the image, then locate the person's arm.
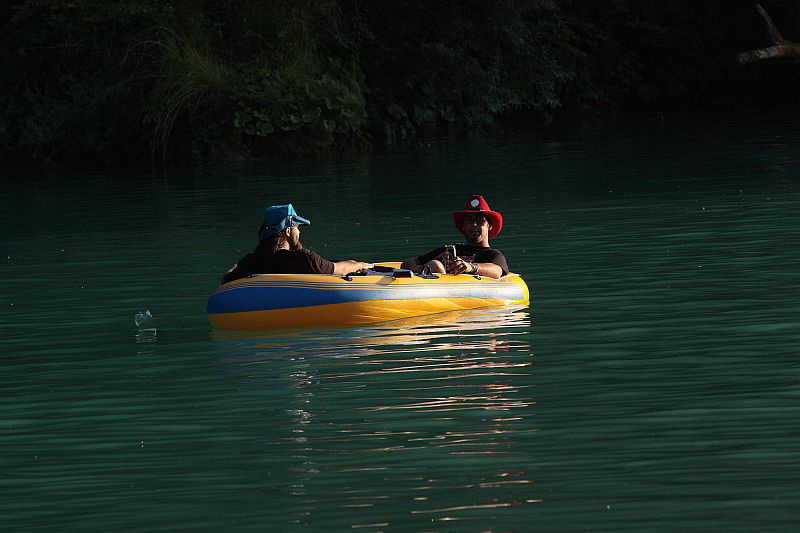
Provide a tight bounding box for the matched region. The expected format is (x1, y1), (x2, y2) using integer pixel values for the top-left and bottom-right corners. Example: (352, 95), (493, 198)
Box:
(401, 247), (443, 273)
(400, 257), (423, 272)
(221, 253), (256, 284)
(332, 260), (374, 276)
(472, 262), (503, 279)
(222, 264), (242, 284)
(446, 257), (503, 279)
(301, 249), (374, 275)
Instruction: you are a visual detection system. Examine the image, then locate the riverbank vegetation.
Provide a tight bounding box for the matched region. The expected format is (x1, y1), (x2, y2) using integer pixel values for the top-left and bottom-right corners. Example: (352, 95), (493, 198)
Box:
(2, 1), (799, 165)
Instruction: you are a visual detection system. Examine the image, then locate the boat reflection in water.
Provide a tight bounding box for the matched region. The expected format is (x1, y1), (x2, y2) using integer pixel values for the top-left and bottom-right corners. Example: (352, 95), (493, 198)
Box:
(210, 306), (540, 528)
(211, 305), (532, 360)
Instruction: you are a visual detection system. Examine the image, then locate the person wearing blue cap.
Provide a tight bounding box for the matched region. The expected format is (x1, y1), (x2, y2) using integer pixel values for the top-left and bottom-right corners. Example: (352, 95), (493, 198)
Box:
(221, 204), (373, 283)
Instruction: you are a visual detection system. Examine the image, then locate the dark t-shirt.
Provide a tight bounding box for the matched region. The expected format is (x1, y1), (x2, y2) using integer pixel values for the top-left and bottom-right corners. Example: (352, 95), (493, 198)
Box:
(417, 244), (509, 275)
(222, 248), (334, 283)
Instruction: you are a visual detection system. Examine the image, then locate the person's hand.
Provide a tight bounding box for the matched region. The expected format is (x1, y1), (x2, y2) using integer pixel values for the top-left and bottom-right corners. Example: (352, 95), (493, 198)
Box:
(333, 260), (375, 276)
(348, 261), (374, 271)
(446, 257), (475, 275)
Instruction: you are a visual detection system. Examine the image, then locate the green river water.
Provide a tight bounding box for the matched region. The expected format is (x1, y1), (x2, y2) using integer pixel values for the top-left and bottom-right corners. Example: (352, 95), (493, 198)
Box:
(2, 110), (799, 531)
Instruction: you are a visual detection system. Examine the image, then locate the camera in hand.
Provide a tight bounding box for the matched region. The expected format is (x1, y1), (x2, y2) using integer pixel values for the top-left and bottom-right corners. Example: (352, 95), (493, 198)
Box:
(444, 244), (457, 270)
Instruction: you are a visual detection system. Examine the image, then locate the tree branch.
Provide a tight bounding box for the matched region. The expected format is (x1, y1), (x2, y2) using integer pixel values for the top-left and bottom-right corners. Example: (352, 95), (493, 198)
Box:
(757, 3), (784, 44)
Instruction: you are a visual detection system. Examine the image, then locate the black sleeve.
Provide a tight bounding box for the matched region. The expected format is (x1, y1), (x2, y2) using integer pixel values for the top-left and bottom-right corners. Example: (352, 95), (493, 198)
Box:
(221, 252), (259, 284)
(416, 246), (446, 265)
(299, 249), (335, 274)
(476, 249), (509, 275)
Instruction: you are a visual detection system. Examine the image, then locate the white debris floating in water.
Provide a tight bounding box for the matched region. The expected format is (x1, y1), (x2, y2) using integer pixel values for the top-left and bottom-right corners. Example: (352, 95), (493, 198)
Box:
(134, 310), (158, 340)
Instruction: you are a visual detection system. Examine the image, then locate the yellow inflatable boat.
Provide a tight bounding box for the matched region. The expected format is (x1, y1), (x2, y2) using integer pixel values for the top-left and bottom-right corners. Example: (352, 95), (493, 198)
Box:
(207, 263), (529, 331)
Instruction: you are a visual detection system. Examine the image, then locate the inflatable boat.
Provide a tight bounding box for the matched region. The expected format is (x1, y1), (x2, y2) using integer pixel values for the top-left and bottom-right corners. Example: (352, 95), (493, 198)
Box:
(207, 263), (529, 331)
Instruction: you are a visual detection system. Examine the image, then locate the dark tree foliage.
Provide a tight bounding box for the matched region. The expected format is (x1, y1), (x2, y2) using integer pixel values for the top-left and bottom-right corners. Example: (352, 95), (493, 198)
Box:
(345, 0), (576, 138)
(1, 0), (798, 165)
(0, 1), (173, 163)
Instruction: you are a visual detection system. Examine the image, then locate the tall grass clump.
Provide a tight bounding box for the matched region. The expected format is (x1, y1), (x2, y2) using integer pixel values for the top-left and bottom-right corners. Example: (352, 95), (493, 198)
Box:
(143, 25), (235, 161)
(138, 0), (367, 160)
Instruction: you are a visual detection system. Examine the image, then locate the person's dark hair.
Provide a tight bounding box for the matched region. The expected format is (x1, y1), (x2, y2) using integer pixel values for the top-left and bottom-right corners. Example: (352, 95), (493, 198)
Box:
(255, 224), (288, 254)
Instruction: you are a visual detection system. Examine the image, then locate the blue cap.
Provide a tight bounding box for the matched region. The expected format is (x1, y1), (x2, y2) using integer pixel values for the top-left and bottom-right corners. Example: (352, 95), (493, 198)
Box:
(258, 204), (311, 240)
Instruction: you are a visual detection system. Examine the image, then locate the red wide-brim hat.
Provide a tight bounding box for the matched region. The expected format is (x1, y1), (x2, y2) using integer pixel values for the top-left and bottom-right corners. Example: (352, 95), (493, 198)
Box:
(453, 194), (503, 239)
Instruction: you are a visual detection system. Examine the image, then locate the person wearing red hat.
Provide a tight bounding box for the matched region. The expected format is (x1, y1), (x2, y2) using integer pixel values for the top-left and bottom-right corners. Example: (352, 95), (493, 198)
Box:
(221, 204), (373, 283)
(401, 195), (509, 279)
